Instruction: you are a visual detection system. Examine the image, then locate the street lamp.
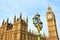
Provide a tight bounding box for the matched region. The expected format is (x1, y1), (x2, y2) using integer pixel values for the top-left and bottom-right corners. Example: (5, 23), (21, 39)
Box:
(32, 13), (43, 40)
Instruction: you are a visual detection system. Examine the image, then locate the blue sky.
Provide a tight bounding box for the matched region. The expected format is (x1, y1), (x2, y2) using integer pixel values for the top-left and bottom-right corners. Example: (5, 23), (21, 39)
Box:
(0, 0), (60, 38)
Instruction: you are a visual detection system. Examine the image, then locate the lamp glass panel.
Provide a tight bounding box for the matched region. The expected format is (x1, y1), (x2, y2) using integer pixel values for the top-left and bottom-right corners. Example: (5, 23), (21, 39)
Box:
(40, 22), (43, 27)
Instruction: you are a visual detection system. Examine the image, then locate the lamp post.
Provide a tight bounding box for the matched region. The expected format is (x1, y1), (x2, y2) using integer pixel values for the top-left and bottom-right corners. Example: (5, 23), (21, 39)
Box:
(32, 13), (43, 40)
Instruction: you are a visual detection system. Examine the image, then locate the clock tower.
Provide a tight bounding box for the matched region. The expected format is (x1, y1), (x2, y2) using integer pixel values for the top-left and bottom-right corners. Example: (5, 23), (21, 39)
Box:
(46, 5), (59, 40)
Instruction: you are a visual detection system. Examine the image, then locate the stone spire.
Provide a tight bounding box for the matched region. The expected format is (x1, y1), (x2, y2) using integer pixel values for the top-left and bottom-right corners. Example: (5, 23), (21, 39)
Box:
(6, 18), (9, 24)
(47, 4), (52, 13)
(48, 4), (52, 10)
(14, 15), (16, 22)
(2, 19), (4, 25)
(20, 12), (22, 19)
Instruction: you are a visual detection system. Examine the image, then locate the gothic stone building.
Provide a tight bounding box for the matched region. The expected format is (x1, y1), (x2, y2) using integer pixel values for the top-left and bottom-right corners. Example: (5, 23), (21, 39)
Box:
(0, 6), (59, 40)
(0, 13), (38, 40)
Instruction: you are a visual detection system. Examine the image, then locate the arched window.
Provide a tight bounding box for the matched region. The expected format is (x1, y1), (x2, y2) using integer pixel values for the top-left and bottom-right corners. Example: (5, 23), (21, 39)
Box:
(7, 34), (12, 40)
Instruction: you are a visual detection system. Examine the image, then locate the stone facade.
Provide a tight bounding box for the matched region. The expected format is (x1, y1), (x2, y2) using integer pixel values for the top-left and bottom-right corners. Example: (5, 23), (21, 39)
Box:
(0, 6), (59, 40)
(0, 13), (38, 40)
(46, 5), (59, 40)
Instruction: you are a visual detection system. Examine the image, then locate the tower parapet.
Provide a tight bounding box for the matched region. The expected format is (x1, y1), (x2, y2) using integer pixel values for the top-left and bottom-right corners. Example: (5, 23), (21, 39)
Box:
(4, 18), (9, 26)
(20, 12), (22, 20)
(14, 15), (16, 22)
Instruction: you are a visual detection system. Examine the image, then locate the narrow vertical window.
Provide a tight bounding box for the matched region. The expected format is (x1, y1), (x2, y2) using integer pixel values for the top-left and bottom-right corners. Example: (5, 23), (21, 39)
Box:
(14, 33), (17, 40)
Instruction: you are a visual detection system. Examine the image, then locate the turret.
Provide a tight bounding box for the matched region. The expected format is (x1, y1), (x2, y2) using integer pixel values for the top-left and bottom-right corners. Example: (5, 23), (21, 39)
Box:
(14, 15), (16, 22)
(20, 12), (22, 19)
(2, 19), (4, 25)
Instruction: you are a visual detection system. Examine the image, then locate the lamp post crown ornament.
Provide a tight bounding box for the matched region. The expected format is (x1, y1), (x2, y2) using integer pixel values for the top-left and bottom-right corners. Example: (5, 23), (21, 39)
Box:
(35, 12), (40, 16)
(33, 13), (43, 30)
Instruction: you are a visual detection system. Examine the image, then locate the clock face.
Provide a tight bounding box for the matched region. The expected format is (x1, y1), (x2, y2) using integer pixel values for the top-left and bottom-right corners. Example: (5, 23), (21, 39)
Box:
(48, 14), (52, 19)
